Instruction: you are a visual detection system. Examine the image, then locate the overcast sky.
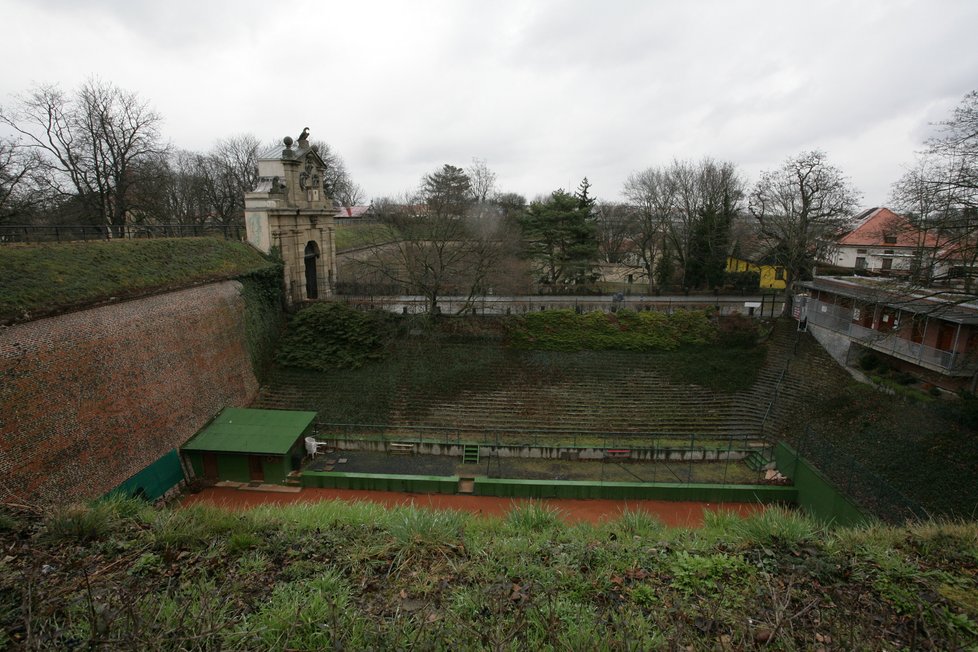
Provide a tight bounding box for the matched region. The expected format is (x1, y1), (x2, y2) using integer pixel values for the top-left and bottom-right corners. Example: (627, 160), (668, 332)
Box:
(2, 0), (976, 207)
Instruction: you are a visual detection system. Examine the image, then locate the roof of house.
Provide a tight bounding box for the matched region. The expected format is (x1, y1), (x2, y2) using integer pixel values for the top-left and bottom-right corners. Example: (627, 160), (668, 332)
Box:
(799, 276), (978, 324)
(838, 207), (938, 248)
(337, 205), (372, 218)
(181, 407), (317, 455)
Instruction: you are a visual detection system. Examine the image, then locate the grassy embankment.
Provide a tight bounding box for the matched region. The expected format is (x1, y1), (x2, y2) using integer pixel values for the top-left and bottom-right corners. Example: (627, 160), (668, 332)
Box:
(0, 238), (277, 324)
(1, 497), (976, 650)
(334, 221), (397, 251)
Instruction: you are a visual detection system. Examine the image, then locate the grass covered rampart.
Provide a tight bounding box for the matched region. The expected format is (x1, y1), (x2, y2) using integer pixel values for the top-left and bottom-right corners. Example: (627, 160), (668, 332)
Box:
(0, 238), (278, 324)
(2, 497), (976, 650)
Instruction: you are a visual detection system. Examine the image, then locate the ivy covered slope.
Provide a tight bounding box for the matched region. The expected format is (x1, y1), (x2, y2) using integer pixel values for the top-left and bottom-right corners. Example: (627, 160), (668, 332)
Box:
(0, 238), (278, 324)
(2, 499), (977, 650)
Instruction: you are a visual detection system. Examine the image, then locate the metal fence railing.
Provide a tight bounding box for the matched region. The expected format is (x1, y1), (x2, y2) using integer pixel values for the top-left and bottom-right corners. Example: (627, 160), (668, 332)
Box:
(0, 223), (244, 243)
(805, 297), (974, 374)
(334, 293), (786, 318)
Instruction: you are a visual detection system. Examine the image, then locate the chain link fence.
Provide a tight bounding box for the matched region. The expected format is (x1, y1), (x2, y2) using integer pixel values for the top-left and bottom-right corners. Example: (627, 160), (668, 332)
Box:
(792, 426), (928, 523)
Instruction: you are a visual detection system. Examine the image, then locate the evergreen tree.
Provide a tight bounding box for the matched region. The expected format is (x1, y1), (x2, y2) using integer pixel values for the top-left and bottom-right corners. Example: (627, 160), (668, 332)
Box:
(520, 178), (599, 290)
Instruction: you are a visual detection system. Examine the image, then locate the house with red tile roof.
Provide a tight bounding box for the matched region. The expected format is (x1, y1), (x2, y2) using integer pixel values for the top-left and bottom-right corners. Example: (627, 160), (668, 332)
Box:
(825, 207), (939, 276)
(336, 205), (373, 219)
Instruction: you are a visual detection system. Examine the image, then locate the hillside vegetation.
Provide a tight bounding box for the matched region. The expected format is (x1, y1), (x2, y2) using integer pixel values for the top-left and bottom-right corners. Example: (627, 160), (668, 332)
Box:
(1, 497), (976, 650)
(334, 221), (398, 251)
(0, 238), (276, 324)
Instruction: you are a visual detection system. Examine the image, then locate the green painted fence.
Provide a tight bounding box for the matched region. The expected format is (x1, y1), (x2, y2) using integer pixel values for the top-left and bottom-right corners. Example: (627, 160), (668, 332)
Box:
(302, 472), (459, 494)
(111, 449), (183, 501)
(473, 478), (797, 503)
(300, 471), (796, 504)
(773, 442), (868, 526)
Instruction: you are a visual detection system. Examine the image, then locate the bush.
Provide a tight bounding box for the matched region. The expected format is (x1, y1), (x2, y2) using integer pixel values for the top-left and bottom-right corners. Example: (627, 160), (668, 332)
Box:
(505, 308), (717, 351)
(45, 504), (116, 543)
(276, 302), (395, 370)
(716, 314), (760, 348)
(859, 352), (881, 371)
(892, 371), (918, 386)
(724, 270), (760, 292)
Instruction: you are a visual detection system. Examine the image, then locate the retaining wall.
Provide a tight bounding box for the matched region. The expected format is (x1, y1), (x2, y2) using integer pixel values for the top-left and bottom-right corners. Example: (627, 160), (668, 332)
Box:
(0, 282), (261, 504)
(299, 470), (796, 504)
(302, 471), (459, 494)
(325, 438), (751, 462)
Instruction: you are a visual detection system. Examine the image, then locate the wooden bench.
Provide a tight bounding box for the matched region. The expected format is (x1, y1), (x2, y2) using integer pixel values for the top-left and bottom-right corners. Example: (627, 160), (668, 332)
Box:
(605, 449), (631, 459)
(389, 442), (415, 455)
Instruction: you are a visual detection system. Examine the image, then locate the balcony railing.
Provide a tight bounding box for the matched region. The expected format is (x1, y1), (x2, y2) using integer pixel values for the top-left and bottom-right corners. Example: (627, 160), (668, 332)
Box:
(805, 298), (975, 375)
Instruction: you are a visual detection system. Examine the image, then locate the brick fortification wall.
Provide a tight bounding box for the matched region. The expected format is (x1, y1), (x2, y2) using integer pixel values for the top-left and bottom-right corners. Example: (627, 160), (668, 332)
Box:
(0, 281), (260, 504)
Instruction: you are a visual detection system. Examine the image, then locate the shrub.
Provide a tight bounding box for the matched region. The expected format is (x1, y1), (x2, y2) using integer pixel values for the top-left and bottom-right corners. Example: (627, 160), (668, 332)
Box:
(716, 314), (760, 348)
(276, 302), (395, 370)
(45, 504), (115, 543)
(859, 352), (881, 371)
(505, 308), (716, 351)
(506, 502), (564, 531)
(892, 371), (918, 386)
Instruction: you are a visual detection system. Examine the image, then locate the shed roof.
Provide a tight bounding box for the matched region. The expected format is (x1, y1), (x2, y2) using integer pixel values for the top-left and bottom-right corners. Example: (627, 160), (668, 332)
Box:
(182, 408), (316, 455)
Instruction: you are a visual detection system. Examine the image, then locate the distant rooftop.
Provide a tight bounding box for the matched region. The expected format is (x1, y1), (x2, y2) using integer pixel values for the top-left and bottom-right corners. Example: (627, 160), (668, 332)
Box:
(182, 407), (316, 455)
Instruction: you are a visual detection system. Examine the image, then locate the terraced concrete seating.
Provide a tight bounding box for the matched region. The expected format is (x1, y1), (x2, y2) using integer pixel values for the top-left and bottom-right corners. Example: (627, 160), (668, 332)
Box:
(254, 319), (842, 444)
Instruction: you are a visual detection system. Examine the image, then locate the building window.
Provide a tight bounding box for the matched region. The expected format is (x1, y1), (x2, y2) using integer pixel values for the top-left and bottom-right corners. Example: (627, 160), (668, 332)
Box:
(775, 268), (785, 280)
(855, 257), (867, 269)
(883, 249), (894, 255)
(884, 235), (897, 244)
(856, 248), (868, 254)
(881, 258), (893, 271)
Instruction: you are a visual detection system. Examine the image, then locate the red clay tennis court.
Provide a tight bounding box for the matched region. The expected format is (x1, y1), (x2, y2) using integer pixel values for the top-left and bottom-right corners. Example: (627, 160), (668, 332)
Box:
(181, 486), (767, 527)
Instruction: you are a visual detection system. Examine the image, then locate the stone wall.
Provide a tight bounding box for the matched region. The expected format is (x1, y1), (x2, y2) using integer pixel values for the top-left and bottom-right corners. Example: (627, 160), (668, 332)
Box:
(0, 281), (260, 504)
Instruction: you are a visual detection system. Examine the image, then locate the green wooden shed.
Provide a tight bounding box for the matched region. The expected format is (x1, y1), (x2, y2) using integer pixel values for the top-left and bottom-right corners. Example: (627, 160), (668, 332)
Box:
(182, 408), (317, 485)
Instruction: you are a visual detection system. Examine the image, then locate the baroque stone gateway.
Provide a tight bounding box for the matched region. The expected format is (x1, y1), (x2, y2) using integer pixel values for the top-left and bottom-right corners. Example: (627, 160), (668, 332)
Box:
(245, 128), (339, 303)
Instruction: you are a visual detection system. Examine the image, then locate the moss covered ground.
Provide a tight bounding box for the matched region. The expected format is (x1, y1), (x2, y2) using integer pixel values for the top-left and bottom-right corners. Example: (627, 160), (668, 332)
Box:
(1, 497), (976, 650)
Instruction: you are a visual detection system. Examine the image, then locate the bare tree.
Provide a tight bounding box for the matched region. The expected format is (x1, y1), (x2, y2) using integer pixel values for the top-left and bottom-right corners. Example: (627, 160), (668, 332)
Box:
(0, 137), (44, 222)
(594, 201), (637, 264)
(337, 182), (366, 208)
(306, 139), (363, 208)
(192, 133), (262, 226)
(891, 155), (958, 285)
(622, 158), (743, 290)
(749, 150), (861, 293)
(623, 166), (675, 290)
(927, 90), (978, 208)
(0, 80), (166, 235)
(359, 165), (500, 314)
(891, 91), (978, 294)
(466, 157), (497, 203)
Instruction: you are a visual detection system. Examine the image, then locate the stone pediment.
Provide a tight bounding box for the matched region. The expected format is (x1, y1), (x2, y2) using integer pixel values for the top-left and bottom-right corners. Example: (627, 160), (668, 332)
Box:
(252, 131), (337, 207)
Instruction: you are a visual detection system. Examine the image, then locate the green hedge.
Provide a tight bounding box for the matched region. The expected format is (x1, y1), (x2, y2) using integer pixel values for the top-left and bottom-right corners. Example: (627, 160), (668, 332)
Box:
(276, 302), (396, 370)
(505, 308), (716, 351)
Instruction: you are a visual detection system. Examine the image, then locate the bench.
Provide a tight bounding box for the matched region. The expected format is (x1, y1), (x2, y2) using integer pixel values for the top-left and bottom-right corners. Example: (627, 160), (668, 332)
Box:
(605, 449), (631, 459)
(389, 442), (415, 455)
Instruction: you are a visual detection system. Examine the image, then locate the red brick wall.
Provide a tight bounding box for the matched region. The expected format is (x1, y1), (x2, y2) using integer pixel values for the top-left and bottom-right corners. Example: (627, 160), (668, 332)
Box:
(0, 281), (259, 504)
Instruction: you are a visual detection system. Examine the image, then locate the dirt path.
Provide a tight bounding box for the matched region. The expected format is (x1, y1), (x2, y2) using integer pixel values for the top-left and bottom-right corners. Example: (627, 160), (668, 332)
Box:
(181, 487), (767, 527)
